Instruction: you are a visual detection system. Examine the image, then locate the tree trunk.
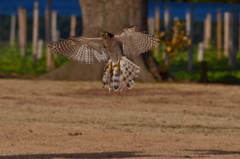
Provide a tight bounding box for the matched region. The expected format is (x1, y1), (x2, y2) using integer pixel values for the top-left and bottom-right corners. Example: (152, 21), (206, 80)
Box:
(41, 0), (161, 82)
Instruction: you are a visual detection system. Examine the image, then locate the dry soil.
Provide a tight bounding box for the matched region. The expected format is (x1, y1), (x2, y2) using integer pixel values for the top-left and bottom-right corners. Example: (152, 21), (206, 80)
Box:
(0, 79), (240, 159)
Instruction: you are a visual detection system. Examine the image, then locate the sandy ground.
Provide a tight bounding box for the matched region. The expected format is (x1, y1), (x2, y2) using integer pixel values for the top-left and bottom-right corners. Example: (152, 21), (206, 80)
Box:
(0, 79), (240, 159)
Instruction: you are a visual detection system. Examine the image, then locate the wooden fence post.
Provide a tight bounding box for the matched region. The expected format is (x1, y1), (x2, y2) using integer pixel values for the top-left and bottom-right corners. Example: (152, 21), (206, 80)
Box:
(224, 12), (230, 57)
(186, 12), (191, 36)
(18, 7), (27, 57)
(228, 12), (239, 69)
(70, 15), (76, 36)
(32, 1), (39, 63)
(204, 13), (212, 49)
(45, 0), (53, 71)
(186, 6), (194, 72)
(9, 15), (16, 47)
(147, 18), (154, 35)
(163, 6), (170, 66)
(173, 17), (179, 22)
(173, 17), (179, 38)
(164, 6), (170, 32)
(51, 11), (57, 41)
(217, 9), (222, 60)
(22, 9), (27, 49)
(18, 8), (22, 54)
(154, 7), (160, 56)
(197, 42), (204, 62)
(239, 13), (240, 50)
(37, 39), (43, 59)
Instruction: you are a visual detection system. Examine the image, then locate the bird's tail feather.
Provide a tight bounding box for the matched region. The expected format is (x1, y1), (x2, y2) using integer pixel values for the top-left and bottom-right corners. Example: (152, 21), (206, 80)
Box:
(120, 57), (140, 90)
(112, 65), (121, 91)
(102, 57), (140, 91)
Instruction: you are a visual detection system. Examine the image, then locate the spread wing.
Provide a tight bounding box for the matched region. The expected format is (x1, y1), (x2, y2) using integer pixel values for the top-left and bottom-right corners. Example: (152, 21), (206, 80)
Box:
(49, 37), (109, 64)
(114, 25), (160, 57)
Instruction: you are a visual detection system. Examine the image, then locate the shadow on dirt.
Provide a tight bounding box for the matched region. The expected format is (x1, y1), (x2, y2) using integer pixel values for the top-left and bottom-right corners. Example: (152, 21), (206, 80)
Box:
(183, 149), (240, 156)
(0, 151), (161, 159)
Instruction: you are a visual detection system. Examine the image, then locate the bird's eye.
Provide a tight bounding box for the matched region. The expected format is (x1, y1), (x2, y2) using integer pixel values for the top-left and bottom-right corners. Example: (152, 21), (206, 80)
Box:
(106, 33), (108, 35)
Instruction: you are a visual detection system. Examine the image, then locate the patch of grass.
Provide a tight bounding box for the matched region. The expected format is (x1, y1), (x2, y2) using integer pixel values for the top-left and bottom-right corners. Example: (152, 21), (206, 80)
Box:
(155, 45), (240, 84)
(0, 42), (70, 76)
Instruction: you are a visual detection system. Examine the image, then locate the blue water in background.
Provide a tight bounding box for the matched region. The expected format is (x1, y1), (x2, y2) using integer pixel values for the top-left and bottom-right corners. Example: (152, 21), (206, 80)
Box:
(0, 0), (239, 21)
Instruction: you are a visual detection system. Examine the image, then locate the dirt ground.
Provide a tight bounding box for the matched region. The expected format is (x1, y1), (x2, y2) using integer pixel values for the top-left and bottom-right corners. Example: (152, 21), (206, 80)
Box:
(0, 79), (240, 159)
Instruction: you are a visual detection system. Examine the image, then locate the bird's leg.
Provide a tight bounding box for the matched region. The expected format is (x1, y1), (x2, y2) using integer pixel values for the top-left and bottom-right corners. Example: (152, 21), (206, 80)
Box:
(113, 59), (121, 74)
(102, 61), (113, 89)
(111, 59), (121, 91)
(102, 61), (113, 76)
(107, 61), (113, 74)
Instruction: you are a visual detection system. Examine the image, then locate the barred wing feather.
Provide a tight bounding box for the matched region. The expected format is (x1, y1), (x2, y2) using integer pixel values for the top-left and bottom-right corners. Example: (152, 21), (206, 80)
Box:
(115, 26), (160, 57)
(49, 37), (109, 64)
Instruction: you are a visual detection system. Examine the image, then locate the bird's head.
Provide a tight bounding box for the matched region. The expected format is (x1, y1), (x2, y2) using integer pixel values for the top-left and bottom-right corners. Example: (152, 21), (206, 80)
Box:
(101, 31), (114, 39)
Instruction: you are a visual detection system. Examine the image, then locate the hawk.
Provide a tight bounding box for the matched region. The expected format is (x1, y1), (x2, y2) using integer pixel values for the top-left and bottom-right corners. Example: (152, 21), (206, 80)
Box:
(49, 26), (160, 91)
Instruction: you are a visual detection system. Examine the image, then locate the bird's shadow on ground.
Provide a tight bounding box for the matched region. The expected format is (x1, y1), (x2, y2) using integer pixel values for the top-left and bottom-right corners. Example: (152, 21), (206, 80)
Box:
(183, 149), (240, 156)
(1, 150), (240, 159)
(0, 151), (160, 159)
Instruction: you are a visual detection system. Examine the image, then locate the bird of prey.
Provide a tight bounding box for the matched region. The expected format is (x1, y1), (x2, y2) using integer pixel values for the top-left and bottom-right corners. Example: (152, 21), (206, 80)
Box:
(49, 26), (160, 91)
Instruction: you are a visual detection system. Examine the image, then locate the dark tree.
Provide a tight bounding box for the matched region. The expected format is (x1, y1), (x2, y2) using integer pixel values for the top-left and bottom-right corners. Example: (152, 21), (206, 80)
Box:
(42, 0), (162, 82)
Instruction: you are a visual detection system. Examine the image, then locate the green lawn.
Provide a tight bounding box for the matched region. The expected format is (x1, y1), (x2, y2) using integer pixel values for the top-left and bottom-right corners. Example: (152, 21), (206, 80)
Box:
(0, 43), (240, 84)
(0, 43), (70, 76)
(164, 46), (240, 84)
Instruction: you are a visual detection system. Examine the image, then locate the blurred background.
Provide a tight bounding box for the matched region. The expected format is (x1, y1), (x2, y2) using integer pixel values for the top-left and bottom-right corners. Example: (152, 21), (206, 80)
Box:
(0, 0), (239, 84)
